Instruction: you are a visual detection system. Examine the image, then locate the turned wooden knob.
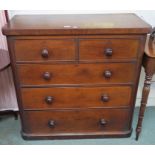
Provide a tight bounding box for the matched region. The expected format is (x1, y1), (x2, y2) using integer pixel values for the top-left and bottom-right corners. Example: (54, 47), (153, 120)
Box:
(101, 94), (109, 102)
(43, 72), (51, 80)
(48, 120), (55, 128)
(104, 70), (112, 78)
(100, 119), (107, 126)
(41, 49), (49, 58)
(104, 48), (113, 56)
(45, 96), (54, 104)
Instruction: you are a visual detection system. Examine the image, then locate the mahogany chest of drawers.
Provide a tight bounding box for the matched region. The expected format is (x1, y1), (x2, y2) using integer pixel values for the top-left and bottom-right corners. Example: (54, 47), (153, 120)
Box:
(2, 14), (151, 139)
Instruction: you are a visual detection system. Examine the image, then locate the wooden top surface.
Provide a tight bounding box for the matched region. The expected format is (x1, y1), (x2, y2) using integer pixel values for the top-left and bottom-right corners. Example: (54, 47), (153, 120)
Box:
(2, 14), (152, 36)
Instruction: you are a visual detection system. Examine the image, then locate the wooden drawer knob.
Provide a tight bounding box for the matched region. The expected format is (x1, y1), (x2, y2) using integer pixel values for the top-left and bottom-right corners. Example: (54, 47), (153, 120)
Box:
(43, 72), (51, 80)
(45, 96), (54, 104)
(104, 48), (113, 56)
(41, 49), (49, 58)
(100, 119), (107, 126)
(48, 120), (55, 128)
(104, 70), (112, 78)
(101, 94), (110, 102)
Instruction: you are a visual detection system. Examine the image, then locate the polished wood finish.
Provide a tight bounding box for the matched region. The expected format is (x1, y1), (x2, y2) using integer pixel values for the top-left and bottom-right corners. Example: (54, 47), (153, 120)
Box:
(18, 63), (136, 86)
(21, 86), (132, 109)
(136, 29), (155, 140)
(2, 14), (151, 35)
(23, 109), (130, 137)
(79, 39), (139, 60)
(14, 39), (76, 62)
(2, 14), (151, 140)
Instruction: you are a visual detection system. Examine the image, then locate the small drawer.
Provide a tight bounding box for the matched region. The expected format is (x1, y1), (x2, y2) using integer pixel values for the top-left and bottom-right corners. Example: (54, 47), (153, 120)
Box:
(21, 86), (132, 109)
(23, 109), (130, 136)
(14, 39), (76, 61)
(17, 63), (135, 86)
(79, 39), (139, 61)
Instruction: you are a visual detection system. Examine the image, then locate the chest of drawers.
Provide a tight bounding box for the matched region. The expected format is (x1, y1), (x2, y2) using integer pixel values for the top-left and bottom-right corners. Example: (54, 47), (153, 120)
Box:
(2, 14), (151, 139)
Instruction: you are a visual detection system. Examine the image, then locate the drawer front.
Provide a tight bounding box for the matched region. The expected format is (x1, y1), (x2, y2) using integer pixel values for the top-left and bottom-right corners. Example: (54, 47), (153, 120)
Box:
(18, 63), (135, 86)
(79, 39), (139, 60)
(21, 86), (132, 109)
(23, 109), (130, 135)
(14, 39), (76, 61)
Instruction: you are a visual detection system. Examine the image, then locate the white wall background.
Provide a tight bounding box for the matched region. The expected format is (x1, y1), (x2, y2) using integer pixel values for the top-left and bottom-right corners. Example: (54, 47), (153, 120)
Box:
(8, 10), (155, 106)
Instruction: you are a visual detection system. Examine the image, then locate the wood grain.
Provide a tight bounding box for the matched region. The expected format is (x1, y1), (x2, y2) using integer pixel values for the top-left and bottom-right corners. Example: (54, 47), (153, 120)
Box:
(17, 63), (136, 86)
(21, 86), (132, 109)
(23, 109), (130, 135)
(2, 14), (151, 35)
(136, 55), (155, 140)
(14, 39), (76, 61)
(3, 14), (150, 139)
(80, 38), (139, 60)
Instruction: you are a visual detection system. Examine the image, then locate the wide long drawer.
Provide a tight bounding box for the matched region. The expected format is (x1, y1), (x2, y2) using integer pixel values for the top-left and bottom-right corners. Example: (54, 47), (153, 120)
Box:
(21, 86), (132, 109)
(17, 63), (135, 86)
(23, 109), (131, 136)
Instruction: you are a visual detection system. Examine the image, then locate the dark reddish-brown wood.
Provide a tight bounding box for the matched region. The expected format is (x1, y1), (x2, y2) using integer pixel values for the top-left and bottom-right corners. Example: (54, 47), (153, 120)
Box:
(14, 39), (76, 61)
(136, 29), (155, 140)
(23, 109), (131, 138)
(79, 39), (139, 60)
(21, 86), (132, 109)
(17, 63), (136, 86)
(2, 14), (151, 140)
(2, 14), (151, 36)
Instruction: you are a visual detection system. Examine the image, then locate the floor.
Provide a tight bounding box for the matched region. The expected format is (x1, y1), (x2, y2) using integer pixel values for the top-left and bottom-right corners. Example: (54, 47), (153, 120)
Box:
(0, 107), (155, 145)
